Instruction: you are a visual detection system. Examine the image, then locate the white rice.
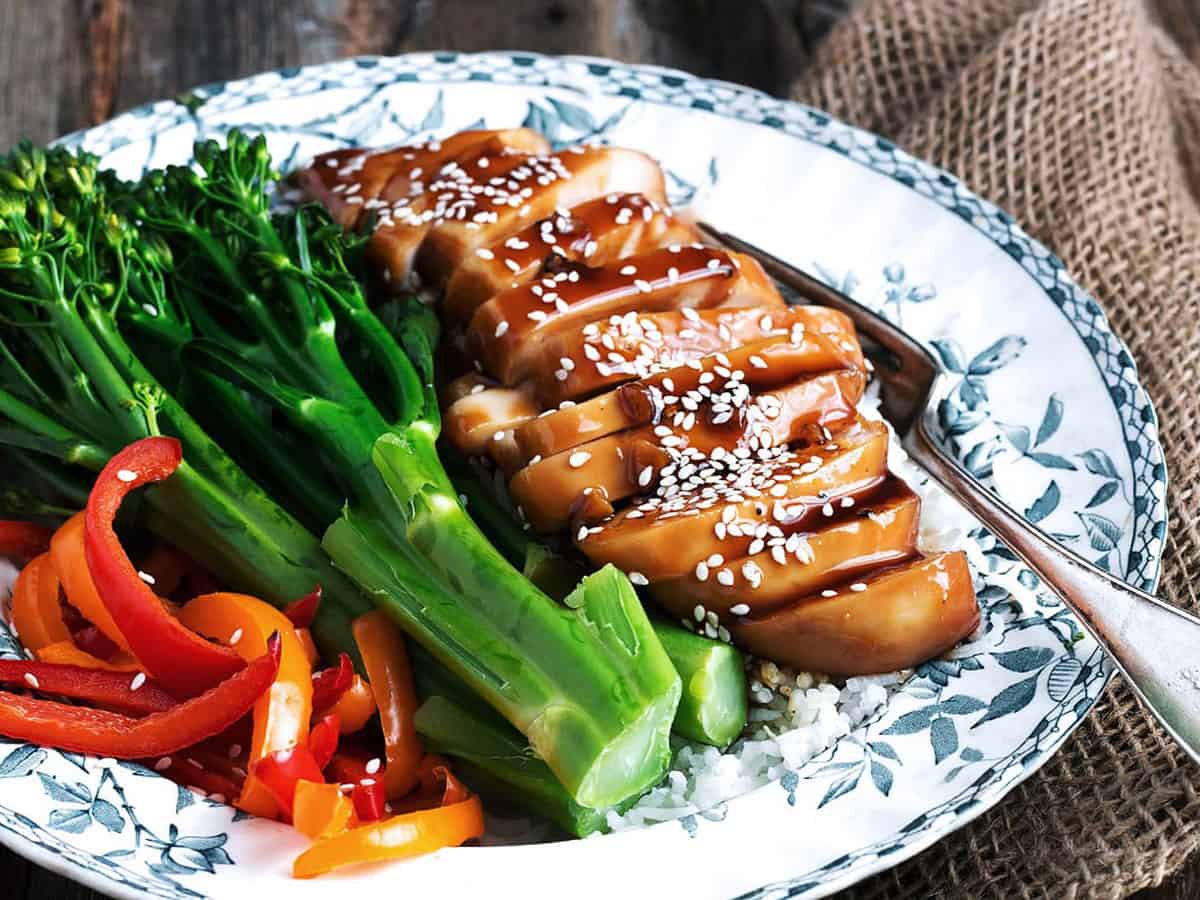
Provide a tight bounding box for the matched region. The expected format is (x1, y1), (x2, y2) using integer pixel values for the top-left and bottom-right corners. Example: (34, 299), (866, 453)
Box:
(604, 387), (992, 831)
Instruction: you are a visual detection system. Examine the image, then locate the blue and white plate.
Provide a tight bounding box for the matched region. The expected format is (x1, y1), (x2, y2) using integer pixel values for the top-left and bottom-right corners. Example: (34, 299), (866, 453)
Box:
(0, 52), (1166, 899)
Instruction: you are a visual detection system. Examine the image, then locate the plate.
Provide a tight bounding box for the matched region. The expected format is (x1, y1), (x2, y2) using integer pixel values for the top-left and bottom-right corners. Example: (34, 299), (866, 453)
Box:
(0, 52), (1166, 900)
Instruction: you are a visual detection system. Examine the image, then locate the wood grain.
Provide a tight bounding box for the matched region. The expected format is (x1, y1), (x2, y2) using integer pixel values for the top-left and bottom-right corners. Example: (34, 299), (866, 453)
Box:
(1, 0), (1197, 897)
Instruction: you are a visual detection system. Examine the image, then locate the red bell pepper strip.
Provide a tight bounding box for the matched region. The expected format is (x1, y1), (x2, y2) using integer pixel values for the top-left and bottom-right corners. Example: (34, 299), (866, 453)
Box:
(309, 714), (340, 771)
(352, 611), (423, 799)
(0, 521), (54, 564)
(292, 794), (485, 878)
(327, 752), (387, 822)
(311, 654), (354, 712)
(253, 746), (326, 818)
(284, 585), (322, 629)
(0, 635), (280, 757)
(83, 438), (245, 698)
(0, 659), (174, 716)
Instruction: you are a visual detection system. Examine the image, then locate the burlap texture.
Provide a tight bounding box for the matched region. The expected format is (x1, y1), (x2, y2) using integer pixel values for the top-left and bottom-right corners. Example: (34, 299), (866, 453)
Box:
(790, 0), (1200, 897)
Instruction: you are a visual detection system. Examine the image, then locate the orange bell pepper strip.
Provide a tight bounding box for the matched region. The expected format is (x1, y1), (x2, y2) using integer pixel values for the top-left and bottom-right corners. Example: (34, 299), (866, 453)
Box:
(330, 675), (376, 734)
(35, 641), (141, 672)
(10, 554), (72, 651)
(84, 438), (244, 698)
(0, 658), (174, 716)
(296, 629), (320, 667)
(51, 512), (131, 653)
(291, 794), (485, 878)
(178, 591), (313, 819)
(352, 611), (422, 799)
(0, 520), (55, 565)
(293, 781), (354, 840)
(0, 635), (280, 758)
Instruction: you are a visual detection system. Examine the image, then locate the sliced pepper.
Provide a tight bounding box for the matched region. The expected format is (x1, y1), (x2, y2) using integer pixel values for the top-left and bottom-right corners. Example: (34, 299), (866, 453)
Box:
(10, 554), (71, 651)
(284, 586), (322, 629)
(292, 794), (484, 878)
(50, 512), (131, 653)
(352, 611), (422, 799)
(293, 781), (354, 840)
(35, 641), (141, 672)
(0, 520), (55, 564)
(296, 629), (320, 667)
(311, 654), (354, 711)
(84, 438), (245, 697)
(0, 659), (174, 716)
(0, 635), (280, 757)
(178, 591), (313, 819)
(330, 675), (376, 734)
(254, 746), (325, 818)
(309, 714), (340, 771)
(327, 751), (386, 822)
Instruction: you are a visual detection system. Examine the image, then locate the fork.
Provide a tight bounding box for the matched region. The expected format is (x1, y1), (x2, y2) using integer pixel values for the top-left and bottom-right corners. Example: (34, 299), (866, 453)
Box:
(701, 222), (1200, 766)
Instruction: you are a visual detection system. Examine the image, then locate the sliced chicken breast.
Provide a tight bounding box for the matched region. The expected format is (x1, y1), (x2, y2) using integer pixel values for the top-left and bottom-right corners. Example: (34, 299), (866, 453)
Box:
(575, 417), (890, 580)
(730, 551), (979, 675)
(649, 477), (920, 619)
(441, 193), (697, 324)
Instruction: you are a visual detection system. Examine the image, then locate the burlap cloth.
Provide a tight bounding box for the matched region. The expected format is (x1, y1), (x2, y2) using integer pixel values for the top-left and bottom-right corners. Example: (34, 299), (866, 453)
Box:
(788, 0), (1200, 897)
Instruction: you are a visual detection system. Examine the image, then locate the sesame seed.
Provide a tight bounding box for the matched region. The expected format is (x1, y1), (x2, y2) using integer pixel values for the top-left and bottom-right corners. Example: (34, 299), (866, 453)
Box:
(365, 758), (382, 775)
(130, 672), (147, 691)
(841, 497), (855, 508)
(638, 466), (655, 487)
(850, 582), (868, 592)
(730, 603), (751, 616)
(23, 673), (39, 689)
(494, 320), (510, 337)
(695, 562), (710, 582)
(137, 570), (156, 585)
(629, 572), (649, 586)
(154, 757), (172, 772)
(717, 568), (734, 586)
(568, 451), (591, 468)
(821, 589), (838, 598)
(620, 265), (637, 276)
(360, 778), (376, 787)
(707, 554), (724, 567)
(116, 469), (137, 483)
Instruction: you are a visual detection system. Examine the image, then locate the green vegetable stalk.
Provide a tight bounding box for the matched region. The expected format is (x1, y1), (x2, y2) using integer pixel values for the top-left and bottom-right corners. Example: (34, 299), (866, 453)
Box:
(0, 142), (369, 659)
(105, 131), (681, 809)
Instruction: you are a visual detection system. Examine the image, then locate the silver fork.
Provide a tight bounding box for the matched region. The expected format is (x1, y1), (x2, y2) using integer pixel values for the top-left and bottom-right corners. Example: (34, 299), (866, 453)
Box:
(701, 222), (1200, 766)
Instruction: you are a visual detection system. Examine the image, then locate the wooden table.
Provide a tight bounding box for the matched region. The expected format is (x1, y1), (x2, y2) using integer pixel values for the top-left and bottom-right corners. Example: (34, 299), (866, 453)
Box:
(0, 1), (1196, 897)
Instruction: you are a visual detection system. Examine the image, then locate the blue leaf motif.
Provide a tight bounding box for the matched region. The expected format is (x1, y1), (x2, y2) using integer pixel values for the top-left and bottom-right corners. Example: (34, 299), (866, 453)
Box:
(547, 98), (596, 132)
(1079, 448), (1120, 480)
(1047, 656), (1084, 701)
(938, 694), (987, 715)
(1027, 451), (1077, 470)
(930, 717), (958, 764)
(707, 157), (719, 184)
(960, 747), (984, 762)
(90, 798), (125, 833)
(959, 377), (988, 409)
(943, 765), (964, 783)
(418, 91), (445, 132)
(968, 336), (1026, 375)
(176, 783), (195, 813)
(521, 102), (555, 140)
(48, 808), (91, 834)
(1086, 481), (1120, 508)
(906, 283), (936, 302)
(1077, 512), (1122, 552)
(997, 422), (1030, 455)
(0, 744), (46, 778)
(870, 760), (894, 796)
(818, 768), (862, 808)
(867, 741), (901, 762)
(993, 647), (1055, 672)
(1025, 481), (1060, 524)
(964, 440), (1001, 479)
(38, 773), (90, 805)
(882, 263), (905, 283)
(881, 707), (937, 735)
(973, 674), (1040, 727)
(930, 339), (966, 373)
(1035, 395), (1064, 447)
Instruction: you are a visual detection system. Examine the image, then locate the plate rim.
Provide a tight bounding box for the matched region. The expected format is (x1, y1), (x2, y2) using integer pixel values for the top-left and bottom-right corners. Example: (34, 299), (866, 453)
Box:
(3, 49), (1167, 900)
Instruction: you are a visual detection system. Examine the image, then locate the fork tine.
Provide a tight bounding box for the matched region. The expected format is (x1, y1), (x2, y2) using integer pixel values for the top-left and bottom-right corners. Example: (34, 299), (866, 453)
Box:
(696, 221), (935, 370)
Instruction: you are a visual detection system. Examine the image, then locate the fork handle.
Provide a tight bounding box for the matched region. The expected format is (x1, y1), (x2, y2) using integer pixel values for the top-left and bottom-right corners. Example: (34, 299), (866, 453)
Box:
(904, 418), (1200, 763)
